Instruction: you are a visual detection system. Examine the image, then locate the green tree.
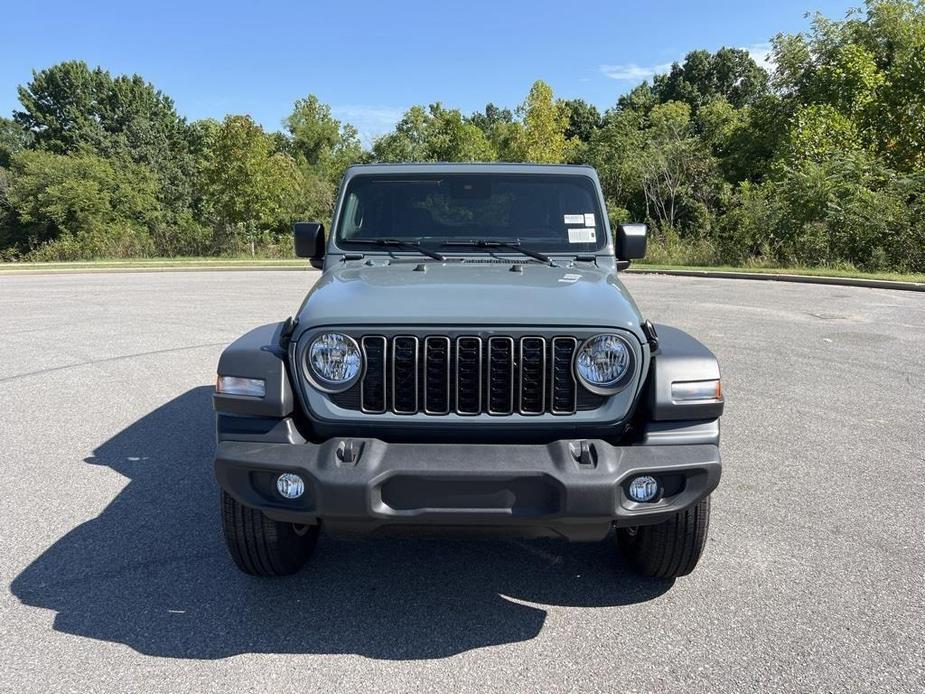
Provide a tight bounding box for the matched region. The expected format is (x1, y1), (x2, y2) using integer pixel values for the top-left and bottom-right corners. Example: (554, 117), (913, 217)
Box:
(372, 103), (495, 162)
(283, 95), (362, 224)
(14, 61), (196, 218)
(864, 0), (925, 171)
(188, 118), (222, 160)
(13, 62), (109, 153)
(186, 118), (222, 223)
(561, 99), (602, 143)
(285, 94), (362, 181)
(511, 81), (575, 163)
(285, 95), (341, 165)
(643, 102), (685, 228)
(616, 82), (657, 115)
(652, 48), (770, 110)
(0, 117), (32, 168)
(773, 0), (925, 172)
(649, 101), (726, 236)
(1, 4), (923, 272)
(425, 104), (496, 161)
(372, 105), (429, 161)
(585, 109), (647, 225)
(204, 115), (303, 255)
(694, 97), (764, 183)
(468, 103), (513, 135)
(0, 166), (16, 258)
(719, 94), (791, 182)
(696, 98), (742, 151)
(785, 103), (863, 164)
(468, 103), (519, 158)
(6, 149), (161, 258)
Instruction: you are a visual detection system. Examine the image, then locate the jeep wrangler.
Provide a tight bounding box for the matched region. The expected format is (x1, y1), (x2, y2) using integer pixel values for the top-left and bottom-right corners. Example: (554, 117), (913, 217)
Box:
(213, 163), (723, 579)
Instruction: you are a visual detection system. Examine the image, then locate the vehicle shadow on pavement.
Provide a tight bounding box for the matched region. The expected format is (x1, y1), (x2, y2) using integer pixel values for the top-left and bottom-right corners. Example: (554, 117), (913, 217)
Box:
(10, 387), (670, 660)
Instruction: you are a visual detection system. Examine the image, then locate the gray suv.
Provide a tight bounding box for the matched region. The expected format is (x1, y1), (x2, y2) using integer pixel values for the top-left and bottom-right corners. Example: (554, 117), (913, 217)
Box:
(213, 163), (724, 579)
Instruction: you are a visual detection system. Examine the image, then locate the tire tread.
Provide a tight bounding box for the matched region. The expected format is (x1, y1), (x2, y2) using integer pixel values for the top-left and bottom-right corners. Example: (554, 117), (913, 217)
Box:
(220, 490), (318, 577)
(617, 495), (711, 579)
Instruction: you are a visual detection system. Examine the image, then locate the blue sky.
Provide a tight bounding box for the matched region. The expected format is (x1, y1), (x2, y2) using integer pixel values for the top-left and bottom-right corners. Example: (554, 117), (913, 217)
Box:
(1, 0), (856, 144)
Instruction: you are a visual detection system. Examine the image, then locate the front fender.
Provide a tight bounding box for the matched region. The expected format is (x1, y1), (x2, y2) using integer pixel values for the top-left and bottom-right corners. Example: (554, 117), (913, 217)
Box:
(213, 322), (294, 418)
(644, 325), (724, 422)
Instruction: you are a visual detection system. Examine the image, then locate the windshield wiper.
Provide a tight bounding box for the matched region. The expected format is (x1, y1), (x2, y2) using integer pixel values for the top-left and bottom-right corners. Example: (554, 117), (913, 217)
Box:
(343, 238), (445, 261)
(440, 239), (554, 265)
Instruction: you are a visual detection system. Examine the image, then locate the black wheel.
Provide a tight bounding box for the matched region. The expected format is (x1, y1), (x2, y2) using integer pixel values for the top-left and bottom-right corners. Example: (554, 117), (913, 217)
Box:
(616, 495), (711, 578)
(220, 490), (319, 576)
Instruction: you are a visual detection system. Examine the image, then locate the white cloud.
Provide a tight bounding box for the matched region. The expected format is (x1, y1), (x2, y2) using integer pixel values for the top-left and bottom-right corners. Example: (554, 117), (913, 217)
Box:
(599, 42), (776, 85)
(599, 62), (673, 81)
(743, 42), (775, 73)
(332, 105), (405, 146)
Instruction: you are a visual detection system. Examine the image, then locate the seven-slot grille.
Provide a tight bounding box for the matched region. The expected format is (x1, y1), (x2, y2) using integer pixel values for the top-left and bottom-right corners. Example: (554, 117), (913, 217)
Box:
(356, 335), (584, 415)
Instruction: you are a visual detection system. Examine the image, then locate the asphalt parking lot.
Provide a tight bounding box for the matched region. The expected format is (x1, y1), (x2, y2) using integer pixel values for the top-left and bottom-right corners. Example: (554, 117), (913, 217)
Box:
(1, 270), (922, 693)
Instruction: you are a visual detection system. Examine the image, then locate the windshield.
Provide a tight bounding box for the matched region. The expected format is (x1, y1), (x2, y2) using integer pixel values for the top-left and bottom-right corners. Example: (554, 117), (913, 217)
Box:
(335, 173), (607, 254)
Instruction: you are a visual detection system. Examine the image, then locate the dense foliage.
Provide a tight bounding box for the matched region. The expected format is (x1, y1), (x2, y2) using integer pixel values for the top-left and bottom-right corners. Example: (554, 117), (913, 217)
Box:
(0, 0), (922, 271)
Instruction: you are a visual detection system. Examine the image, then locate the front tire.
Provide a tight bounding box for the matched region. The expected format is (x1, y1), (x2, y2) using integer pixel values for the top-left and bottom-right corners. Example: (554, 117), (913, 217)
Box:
(616, 495), (711, 578)
(221, 490), (319, 576)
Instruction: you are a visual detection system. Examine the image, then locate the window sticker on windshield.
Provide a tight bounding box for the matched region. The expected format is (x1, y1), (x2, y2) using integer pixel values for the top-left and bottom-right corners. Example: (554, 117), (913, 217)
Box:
(568, 228), (597, 244)
(563, 214), (585, 225)
(584, 213), (596, 227)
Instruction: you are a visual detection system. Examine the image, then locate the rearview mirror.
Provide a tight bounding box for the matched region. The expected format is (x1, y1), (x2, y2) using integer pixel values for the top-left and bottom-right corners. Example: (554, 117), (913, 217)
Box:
(294, 222), (325, 268)
(616, 223), (647, 261)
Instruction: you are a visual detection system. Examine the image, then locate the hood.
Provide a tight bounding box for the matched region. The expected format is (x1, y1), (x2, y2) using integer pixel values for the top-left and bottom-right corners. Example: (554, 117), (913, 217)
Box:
(295, 260), (645, 338)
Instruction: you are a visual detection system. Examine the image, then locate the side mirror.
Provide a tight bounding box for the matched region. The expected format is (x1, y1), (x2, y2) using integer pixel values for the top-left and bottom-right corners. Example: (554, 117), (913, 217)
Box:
(616, 223), (647, 260)
(294, 222), (325, 268)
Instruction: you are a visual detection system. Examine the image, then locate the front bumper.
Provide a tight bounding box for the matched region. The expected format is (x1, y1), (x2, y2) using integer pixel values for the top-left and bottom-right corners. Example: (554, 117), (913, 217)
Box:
(214, 438), (721, 541)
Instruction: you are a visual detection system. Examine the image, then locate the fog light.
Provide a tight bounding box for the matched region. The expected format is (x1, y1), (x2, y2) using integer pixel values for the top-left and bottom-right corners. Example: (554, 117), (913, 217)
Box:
(628, 475), (660, 502)
(276, 473), (304, 499)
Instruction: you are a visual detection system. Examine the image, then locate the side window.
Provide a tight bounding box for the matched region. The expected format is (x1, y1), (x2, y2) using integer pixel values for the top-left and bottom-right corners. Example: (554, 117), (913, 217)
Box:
(341, 193), (363, 239)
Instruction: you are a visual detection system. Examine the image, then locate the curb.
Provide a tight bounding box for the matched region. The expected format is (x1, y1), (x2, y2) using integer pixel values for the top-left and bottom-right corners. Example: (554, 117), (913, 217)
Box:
(0, 264), (310, 275)
(626, 267), (925, 292)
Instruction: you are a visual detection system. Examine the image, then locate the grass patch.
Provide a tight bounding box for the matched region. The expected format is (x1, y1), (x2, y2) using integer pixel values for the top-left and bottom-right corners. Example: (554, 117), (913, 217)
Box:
(0, 257), (308, 273)
(641, 232), (925, 283)
(632, 263), (925, 284)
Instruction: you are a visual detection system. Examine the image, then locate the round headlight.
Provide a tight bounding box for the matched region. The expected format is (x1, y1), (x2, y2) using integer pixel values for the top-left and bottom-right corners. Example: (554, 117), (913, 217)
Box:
(574, 334), (633, 394)
(306, 332), (362, 391)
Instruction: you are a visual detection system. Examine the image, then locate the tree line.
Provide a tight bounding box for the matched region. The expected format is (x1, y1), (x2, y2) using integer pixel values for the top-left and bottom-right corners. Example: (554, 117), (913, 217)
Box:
(1, 0), (923, 271)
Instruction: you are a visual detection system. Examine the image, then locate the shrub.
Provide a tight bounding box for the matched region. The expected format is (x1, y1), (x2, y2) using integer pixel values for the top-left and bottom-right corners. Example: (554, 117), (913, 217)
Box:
(645, 227), (719, 266)
(7, 149), (161, 258)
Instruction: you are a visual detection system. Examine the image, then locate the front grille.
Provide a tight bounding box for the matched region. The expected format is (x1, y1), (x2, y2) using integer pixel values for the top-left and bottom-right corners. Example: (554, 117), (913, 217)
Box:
(456, 337), (482, 415)
(360, 336), (387, 413)
(487, 337), (515, 414)
(519, 337), (546, 414)
(391, 336), (419, 414)
(551, 337), (578, 414)
(345, 334), (595, 416)
(424, 336), (451, 414)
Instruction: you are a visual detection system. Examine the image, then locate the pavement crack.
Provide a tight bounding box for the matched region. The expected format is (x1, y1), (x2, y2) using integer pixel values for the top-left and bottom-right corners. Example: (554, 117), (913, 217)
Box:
(0, 342), (229, 383)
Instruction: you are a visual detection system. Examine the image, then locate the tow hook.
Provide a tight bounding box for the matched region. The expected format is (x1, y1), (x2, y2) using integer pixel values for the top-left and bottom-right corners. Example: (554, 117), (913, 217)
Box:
(569, 440), (598, 468)
(336, 440), (362, 465)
